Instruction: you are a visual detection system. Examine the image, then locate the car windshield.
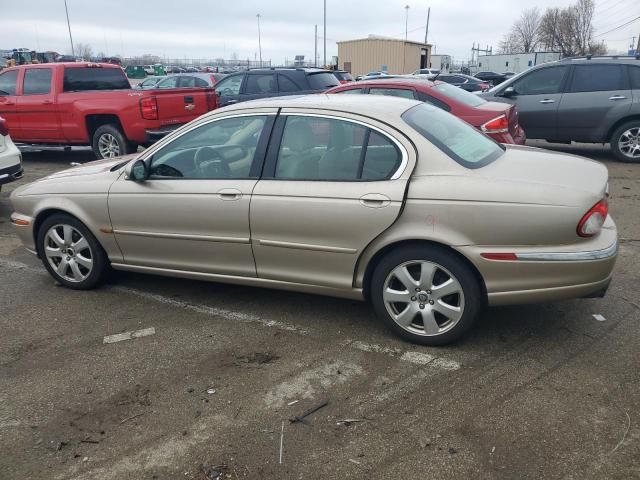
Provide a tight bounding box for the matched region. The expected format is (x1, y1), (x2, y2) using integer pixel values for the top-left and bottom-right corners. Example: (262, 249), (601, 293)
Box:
(401, 103), (504, 168)
(431, 82), (486, 107)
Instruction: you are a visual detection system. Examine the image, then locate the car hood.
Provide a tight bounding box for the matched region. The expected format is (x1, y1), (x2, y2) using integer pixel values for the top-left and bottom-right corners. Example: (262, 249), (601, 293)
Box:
(44, 155), (136, 180)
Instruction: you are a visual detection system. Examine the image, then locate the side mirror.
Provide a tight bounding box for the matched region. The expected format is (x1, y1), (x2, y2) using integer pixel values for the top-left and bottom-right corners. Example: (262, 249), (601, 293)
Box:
(126, 159), (149, 182)
(501, 86), (516, 97)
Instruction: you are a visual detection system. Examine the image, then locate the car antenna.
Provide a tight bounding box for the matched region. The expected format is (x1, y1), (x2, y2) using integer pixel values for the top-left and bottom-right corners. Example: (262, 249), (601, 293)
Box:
(432, 71), (441, 82)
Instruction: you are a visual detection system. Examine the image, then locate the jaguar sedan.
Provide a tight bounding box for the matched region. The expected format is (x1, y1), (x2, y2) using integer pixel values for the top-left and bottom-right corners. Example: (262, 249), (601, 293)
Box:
(10, 95), (617, 345)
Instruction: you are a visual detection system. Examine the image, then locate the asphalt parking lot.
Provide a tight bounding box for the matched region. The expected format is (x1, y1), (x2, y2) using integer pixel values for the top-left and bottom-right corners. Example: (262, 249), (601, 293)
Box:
(1, 142), (639, 480)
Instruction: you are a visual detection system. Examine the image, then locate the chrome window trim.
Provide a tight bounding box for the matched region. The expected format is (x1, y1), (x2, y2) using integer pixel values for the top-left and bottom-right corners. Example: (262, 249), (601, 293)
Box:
(279, 112), (409, 180)
(516, 241), (617, 262)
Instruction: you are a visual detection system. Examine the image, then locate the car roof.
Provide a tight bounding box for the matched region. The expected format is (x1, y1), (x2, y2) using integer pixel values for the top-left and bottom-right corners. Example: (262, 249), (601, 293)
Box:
(338, 77), (437, 89)
(207, 93), (421, 118)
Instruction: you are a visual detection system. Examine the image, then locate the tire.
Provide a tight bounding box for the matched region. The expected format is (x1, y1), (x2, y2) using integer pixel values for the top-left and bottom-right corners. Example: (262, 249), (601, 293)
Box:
(370, 245), (482, 346)
(91, 124), (137, 159)
(37, 214), (109, 290)
(610, 121), (640, 163)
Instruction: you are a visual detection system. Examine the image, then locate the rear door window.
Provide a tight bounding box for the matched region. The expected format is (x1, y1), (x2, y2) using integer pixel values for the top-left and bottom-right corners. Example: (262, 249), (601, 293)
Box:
(245, 74), (277, 94)
(63, 67), (130, 91)
(630, 66), (640, 89)
(336, 88), (365, 94)
(23, 68), (52, 95)
(278, 75), (302, 92)
(369, 88), (416, 99)
(0, 70), (19, 95)
(568, 64), (627, 92)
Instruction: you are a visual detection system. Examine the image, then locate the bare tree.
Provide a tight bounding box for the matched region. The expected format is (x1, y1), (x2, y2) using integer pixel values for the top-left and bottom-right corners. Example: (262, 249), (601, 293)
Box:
(498, 31), (521, 54)
(513, 8), (541, 53)
(75, 43), (94, 60)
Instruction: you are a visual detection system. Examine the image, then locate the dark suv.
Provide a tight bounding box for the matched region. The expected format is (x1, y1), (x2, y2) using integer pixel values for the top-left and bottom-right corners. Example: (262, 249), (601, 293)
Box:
(213, 68), (340, 107)
(482, 56), (640, 162)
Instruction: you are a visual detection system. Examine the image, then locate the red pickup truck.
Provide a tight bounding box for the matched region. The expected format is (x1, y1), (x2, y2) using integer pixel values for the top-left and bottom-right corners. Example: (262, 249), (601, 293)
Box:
(0, 63), (216, 159)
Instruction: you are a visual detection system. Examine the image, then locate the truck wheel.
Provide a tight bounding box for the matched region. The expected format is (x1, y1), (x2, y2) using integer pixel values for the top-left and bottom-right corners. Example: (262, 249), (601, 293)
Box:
(611, 121), (640, 163)
(91, 124), (136, 159)
(370, 245), (482, 346)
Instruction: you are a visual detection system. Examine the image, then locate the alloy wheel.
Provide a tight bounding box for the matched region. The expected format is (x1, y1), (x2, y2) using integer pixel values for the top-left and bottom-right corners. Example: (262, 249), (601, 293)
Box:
(383, 260), (465, 336)
(44, 224), (94, 283)
(618, 127), (640, 160)
(98, 133), (120, 158)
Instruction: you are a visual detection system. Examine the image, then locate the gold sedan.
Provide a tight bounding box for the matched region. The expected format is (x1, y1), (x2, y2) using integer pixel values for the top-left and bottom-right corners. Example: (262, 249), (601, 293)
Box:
(10, 95), (617, 345)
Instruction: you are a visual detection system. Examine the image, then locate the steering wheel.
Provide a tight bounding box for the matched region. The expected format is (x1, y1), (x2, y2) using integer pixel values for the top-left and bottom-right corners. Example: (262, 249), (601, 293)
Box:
(194, 146), (231, 178)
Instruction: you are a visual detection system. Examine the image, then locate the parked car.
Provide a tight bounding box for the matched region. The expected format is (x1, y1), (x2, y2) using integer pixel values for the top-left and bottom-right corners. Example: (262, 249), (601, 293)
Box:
(185, 67), (200, 73)
(356, 71), (389, 81)
(165, 65), (185, 74)
(0, 116), (22, 191)
(412, 68), (440, 76)
(502, 71), (516, 79)
(333, 70), (354, 84)
(0, 63), (217, 159)
(142, 65), (155, 75)
(135, 73), (227, 90)
(326, 78), (526, 144)
(213, 68), (340, 108)
(474, 71), (507, 86)
(435, 73), (490, 92)
(9, 95), (616, 345)
(481, 56), (640, 162)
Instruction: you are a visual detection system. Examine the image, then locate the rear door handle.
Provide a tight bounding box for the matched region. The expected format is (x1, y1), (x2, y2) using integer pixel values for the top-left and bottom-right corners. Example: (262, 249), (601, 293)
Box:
(359, 193), (390, 208)
(184, 96), (194, 103)
(217, 188), (242, 201)
(538, 99), (555, 104)
(609, 95), (626, 100)
(42, 100), (53, 105)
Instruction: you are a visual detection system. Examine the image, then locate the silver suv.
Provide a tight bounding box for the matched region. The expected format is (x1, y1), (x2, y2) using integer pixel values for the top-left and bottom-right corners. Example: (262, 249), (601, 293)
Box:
(481, 56), (640, 162)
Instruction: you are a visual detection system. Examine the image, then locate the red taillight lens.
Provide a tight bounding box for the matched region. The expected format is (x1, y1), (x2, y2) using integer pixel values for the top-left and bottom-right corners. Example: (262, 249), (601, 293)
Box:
(481, 114), (509, 133)
(0, 117), (8, 136)
(140, 96), (158, 120)
(577, 198), (608, 237)
(480, 83), (489, 91)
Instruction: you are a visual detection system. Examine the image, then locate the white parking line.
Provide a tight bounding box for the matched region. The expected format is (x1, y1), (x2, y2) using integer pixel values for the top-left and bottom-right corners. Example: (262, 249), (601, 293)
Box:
(346, 340), (461, 370)
(103, 327), (156, 344)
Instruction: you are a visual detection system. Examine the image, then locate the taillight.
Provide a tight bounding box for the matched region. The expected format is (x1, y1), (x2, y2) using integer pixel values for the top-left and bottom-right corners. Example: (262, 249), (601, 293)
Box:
(577, 198), (608, 237)
(480, 83), (489, 91)
(140, 96), (158, 120)
(0, 117), (8, 136)
(481, 114), (509, 133)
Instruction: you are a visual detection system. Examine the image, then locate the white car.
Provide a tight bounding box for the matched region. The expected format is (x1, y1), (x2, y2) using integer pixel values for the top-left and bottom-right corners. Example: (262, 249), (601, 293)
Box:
(0, 116), (23, 191)
(412, 68), (440, 76)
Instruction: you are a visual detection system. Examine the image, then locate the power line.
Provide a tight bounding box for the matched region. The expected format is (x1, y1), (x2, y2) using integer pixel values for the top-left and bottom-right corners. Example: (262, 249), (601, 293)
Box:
(593, 15), (640, 37)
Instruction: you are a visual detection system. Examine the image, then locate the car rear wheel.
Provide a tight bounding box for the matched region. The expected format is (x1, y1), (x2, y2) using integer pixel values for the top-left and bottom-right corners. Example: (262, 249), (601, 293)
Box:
(371, 245), (482, 345)
(37, 214), (109, 290)
(92, 124), (137, 159)
(611, 121), (640, 163)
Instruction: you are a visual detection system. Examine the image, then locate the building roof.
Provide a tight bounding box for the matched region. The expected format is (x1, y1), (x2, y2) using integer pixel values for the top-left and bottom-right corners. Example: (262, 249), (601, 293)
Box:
(337, 35), (430, 48)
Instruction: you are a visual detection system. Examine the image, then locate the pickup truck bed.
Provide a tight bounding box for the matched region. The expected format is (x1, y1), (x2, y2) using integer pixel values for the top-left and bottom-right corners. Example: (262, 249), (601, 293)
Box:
(0, 63), (216, 158)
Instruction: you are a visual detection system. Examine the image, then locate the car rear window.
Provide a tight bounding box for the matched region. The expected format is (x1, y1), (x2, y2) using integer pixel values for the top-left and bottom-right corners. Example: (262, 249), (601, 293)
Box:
(63, 67), (130, 92)
(334, 71), (353, 81)
(402, 103), (504, 169)
(307, 72), (340, 89)
(431, 82), (486, 107)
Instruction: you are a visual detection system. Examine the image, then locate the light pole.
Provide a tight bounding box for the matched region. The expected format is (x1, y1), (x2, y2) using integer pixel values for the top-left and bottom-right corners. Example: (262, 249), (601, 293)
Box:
(404, 5), (410, 41)
(256, 14), (262, 67)
(323, 0), (327, 68)
(64, 0), (75, 56)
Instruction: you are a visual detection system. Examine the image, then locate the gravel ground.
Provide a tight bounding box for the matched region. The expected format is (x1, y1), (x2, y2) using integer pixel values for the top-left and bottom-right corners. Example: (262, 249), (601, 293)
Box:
(0, 141), (638, 480)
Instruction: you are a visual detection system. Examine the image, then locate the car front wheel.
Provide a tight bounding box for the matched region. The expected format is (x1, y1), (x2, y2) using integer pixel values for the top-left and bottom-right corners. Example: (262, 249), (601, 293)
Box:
(37, 214), (109, 289)
(371, 245), (482, 346)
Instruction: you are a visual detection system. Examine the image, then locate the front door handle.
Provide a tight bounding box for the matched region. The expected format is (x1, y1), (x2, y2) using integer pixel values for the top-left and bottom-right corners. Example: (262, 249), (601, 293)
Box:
(359, 193), (390, 208)
(609, 95), (626, 100)
(217, 188), (242, 201)
(42, 100), (53, 105)
(538, 99), (555, 104)
(226, 99), (238, 104)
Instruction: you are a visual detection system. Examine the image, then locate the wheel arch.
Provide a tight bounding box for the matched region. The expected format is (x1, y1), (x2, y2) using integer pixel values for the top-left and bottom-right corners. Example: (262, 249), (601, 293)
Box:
(360, 239), (488, 305)
(85, 114), (125, 141)
(606, 115), (640, 143)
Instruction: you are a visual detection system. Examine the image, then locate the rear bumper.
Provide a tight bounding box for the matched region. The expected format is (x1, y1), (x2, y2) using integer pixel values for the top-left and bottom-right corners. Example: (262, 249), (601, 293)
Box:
(458, 217), (618, 306)
(490, 125), (526, 145)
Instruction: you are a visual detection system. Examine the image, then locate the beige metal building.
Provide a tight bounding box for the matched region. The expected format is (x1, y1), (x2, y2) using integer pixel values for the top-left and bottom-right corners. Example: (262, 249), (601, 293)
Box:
(337, 36), (431, 76)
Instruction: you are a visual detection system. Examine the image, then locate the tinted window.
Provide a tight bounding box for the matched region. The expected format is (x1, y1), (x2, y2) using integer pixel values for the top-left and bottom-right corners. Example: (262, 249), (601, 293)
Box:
(63, 67), (130, 91)
(0, 70), (19, 95)
(402, 103), (504, 169)
(278, 75), (301, 92)
(149, 116), (267, 179)
(511, 66), (567, 95)
(179, 76), (209, 88)
(334, 72), (353, 81)
(568, 65), (626, 92)
(336, 88), (365, 94)
(417, 92), (451, 112)
(246, 74), (277, 94)
(432, 82), (486, 107)
(307, 72), (340, 89)
(369, 88), (416, 99)
(23, 68), (52, 95)
(215, 75), (243, 96)
(275, 116), (400, 181)
(158, 76), (179, 89)
(630, 66), (640, 89)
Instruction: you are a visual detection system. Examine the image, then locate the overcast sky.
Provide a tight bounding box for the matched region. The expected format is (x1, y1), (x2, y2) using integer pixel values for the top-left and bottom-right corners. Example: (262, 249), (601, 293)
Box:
(2, 0), (638, 65)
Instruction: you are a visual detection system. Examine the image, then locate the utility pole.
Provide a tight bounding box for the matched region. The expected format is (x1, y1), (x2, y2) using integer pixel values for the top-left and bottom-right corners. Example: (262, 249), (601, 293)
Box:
(256, 14), (262, 67)
(314, 24), (318, 67)
(404, 5), (410, 41)
(323, 0), (327, 67)
(64, 0), (75, 56)
(635, 33), (640, 55)
(424, 7), (430, 45)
